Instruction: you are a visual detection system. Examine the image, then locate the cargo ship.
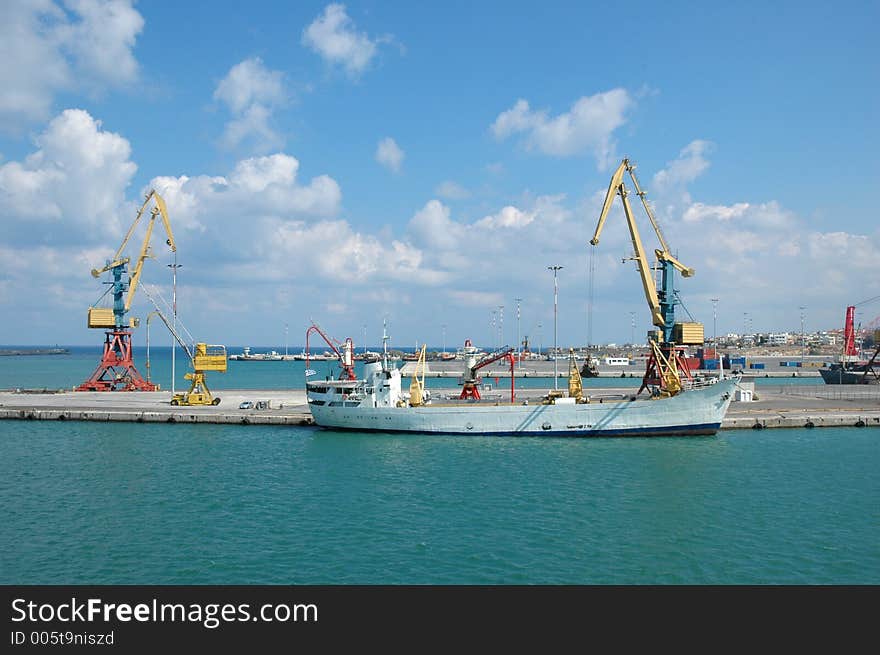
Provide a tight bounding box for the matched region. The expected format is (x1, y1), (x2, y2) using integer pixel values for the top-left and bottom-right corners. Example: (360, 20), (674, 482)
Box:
(306, 335), (737, 437)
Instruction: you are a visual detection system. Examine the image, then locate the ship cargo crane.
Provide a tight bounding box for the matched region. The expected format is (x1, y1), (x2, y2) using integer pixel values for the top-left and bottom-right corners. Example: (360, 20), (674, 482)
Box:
(459, 346), (515, 402)
(77, 190), (176, 391)
(305, 322), (356, 380)
(590, 158), (703, 396)
(841, 295), (880, 362)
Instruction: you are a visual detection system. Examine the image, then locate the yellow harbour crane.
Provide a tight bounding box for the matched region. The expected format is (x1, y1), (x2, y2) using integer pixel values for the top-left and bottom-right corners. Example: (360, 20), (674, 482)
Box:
(138, 285), (227, 406)
(591, 158), (704, 396)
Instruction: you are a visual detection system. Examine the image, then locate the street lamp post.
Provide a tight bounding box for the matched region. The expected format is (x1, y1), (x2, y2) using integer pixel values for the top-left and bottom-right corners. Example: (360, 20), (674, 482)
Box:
(800, 306), (806, 363)
(538, 322), (543, 360)
(490, 310), (497, 351)
(711, 298), (719, 349)
(515, 298), (522, 370)
(629, 311), (636, 347)
(498, 305), (504, 349)
(145, 311), (160, 384)
(167, 256), (181, 396)
(548, 265), (563, 389)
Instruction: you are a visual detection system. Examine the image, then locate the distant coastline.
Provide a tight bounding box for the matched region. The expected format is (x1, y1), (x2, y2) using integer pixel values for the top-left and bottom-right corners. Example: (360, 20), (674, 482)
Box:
(0, 348), (70, 357)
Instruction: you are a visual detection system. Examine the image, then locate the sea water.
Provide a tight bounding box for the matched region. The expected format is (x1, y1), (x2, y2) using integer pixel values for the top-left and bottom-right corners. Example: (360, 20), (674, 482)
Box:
(1, 348), (876, 584)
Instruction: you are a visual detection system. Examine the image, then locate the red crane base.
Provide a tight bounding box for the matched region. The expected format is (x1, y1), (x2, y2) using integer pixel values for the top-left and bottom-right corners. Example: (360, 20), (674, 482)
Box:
(459, 382), (481, 400)
(76, 329), (157, 392)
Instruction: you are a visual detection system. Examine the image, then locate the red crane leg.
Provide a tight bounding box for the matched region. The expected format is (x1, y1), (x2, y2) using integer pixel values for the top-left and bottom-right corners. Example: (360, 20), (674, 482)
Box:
(76, 329), (157, 391)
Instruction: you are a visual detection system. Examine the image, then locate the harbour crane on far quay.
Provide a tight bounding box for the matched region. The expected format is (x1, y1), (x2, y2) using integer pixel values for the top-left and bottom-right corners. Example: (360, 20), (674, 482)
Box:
(590, 158), (704, 396)
(77, 190), (176, 391)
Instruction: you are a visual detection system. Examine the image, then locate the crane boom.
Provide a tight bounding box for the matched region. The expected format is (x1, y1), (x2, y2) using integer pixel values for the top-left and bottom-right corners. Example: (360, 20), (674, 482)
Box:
(589, 156), (700, 396)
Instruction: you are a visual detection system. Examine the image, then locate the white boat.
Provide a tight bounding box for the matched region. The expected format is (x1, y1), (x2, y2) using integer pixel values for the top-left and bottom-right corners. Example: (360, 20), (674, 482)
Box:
(229, 347), (284, 361)
(307, 358), (737, 437)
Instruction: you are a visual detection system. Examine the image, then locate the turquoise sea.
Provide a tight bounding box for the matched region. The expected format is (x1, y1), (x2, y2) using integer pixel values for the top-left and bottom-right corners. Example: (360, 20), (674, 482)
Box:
(1, 347), (877, 584)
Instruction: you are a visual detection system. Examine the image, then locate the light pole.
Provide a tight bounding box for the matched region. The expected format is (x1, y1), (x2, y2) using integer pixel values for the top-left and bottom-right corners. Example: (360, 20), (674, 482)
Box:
(515, 298), (522, 370)
(742, 312), (749, 348)
(711, 298), (719, 349)
(441, 323), (447, 356)
(538, 322), (543, 360)
(549, 265), (563, 389)
(629, 311), (636, 347)
(800, 306), (806, 362)
(362, 324), (367, 355)
(490, 310), (497, 351)
(145, 311), (160, 384)
(498, 305), (504, 349)
(285, 322), (289, 357)
(167, 256), (181, 395)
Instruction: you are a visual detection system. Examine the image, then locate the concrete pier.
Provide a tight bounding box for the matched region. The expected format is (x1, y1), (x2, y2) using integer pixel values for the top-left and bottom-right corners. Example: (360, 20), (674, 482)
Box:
(1, 384), (878, 431)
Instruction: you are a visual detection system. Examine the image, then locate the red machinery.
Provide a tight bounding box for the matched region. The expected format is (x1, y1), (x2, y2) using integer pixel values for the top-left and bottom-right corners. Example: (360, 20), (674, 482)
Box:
(305, 323), (356, 380)
(843, 305), (858, 358)
(459, 347), (516, 402)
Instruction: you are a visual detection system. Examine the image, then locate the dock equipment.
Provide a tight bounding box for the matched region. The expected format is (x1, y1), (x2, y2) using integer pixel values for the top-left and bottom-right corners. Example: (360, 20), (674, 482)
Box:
(138, 285), (227, 406)
(305, 322), (356, 380)
(590, 158), (701, 396)
(459, 346), (515, 402)
(77, 190), (175, 391)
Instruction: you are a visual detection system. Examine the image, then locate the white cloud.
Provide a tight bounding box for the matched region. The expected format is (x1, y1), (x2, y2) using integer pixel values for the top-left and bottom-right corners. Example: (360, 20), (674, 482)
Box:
(0, 0), (143, 132)
(59, 0), (143, 86)
(475, 206), (534, 229)
(491, 89), (633, 166)
(214, 57), (285, 114)
(406, 200), (462, 251)
(435, 181), (470, 200)
(375, 137), (404, 173)
(214, 58), (287, 153)
(302, 3), (384, 75)
(0, 108), (136, 241)
(149, 153), (342, 232)
(652, 140), (713, 190)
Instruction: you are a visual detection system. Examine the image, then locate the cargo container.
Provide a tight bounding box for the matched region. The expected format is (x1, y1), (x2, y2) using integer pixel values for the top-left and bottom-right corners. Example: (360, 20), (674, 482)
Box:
(749, 363), (765, 369)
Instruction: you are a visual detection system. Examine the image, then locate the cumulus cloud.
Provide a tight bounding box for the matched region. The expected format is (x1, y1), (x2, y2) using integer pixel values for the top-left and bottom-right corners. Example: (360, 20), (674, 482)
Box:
(0, 108), (136, 242)
(375, 137), (404, 173)
(491, 89), (632, 166)
(475, 206), (534, 229)
(214, 58), (287, 153)
(302, 3), (388, 75)
(0, 0), (143, 132)
(149, 153), (342, 236)
(652, 140), (713, 191)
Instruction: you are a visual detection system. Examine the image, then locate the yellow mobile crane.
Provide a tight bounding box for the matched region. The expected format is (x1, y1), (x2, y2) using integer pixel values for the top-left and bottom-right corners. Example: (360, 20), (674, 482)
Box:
(78, 190), (176, 391)
(138, 285), (227, 406)
(590, 158), (704, 396)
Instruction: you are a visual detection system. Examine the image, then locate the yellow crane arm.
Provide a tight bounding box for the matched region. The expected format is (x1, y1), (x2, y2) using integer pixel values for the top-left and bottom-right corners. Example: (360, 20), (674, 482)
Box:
(619, 184), (664, 328)
(89, 190), (177, 279)
(590, 159), (627, 247)
(625, 161), (670, 254)
(123, 192), (176, 312)
(656, 250), (694, 278)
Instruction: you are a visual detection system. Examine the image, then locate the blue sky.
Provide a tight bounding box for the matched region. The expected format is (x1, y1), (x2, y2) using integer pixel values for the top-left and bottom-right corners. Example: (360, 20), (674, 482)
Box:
(1, 0), (878, 350)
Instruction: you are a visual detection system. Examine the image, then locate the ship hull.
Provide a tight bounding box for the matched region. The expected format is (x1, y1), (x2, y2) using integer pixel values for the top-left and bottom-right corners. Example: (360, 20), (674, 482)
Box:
(309, 379), (736, 437)
(819, 368), (878, 385)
